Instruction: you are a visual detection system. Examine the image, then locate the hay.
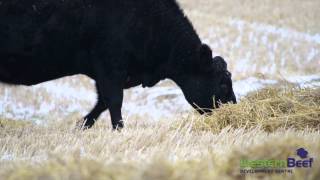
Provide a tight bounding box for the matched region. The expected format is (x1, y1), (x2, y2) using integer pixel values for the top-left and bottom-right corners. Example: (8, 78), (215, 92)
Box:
(1, 131), (319, 180)
(0, 119), (33, 130)
(193, 87), (320, 133)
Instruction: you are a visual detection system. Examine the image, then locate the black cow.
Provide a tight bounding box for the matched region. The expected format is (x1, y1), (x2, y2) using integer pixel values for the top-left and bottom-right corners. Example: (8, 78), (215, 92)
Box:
(0, 0), (236, 129)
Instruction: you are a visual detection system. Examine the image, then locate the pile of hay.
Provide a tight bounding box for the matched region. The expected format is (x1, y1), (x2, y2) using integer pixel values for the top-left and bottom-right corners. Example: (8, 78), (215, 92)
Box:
(192, 87), (320, 133)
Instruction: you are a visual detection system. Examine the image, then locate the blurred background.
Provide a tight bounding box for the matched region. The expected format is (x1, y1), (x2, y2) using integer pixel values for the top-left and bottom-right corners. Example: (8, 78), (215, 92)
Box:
(0, 0), (319, 125)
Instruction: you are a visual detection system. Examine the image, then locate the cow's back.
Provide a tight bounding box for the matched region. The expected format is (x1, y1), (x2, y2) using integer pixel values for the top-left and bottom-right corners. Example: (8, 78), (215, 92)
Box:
(0, 0), (93, 84)
(0, 0), (84, 52)
(0, 0), (201, 86)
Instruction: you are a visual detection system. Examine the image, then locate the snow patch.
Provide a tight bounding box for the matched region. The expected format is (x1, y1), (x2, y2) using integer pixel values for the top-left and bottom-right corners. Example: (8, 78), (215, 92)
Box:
(0, 153), (14, 161)
(233, 77), (277, 98)
(284, 74), (320, 84)
(229, 19), (320, 44)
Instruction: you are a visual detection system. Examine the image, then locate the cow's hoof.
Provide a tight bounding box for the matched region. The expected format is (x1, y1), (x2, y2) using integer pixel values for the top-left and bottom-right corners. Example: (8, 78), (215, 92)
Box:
(112, 123), (124, 131)
(76, 119), (94, 130)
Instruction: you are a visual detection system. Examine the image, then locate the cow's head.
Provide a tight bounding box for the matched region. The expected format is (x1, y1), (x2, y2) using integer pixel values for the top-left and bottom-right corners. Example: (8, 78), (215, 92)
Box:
(177, 44), (236, 113)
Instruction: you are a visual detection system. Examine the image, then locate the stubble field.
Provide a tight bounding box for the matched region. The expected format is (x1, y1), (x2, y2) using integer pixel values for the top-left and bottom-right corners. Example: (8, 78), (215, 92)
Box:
(0, 0), (320, 179)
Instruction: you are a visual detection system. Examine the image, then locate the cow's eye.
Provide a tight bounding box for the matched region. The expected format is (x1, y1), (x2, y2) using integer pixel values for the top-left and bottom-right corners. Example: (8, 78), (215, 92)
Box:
(226, 72), (232, 78)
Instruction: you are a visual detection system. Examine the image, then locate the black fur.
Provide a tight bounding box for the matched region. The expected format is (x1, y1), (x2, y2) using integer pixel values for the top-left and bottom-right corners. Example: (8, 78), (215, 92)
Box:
(0, 0), (236, 129)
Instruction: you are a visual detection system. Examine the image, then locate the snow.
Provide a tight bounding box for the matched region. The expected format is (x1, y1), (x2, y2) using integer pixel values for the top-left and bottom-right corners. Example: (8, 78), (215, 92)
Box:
(40, 82), (96, 102)
(124, 85), (190, 120)
(283, 74), (320, 84)
(205, 18), (320, 78)
(284, 74), (320, 88)
(233, 77), (277, 98)
(0, 153), (14, 161)
(229, 19), (320, 45)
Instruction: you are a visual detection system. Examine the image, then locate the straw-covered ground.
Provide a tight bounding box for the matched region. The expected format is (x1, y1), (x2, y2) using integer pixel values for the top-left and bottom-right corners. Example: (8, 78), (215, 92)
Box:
(181, 0), (320, 79)
(0, 87), (319, 180)
(1, 0), (320, 179)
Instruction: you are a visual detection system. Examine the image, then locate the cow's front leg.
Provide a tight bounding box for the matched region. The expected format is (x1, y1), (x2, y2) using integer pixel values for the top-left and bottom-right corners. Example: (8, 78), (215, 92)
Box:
(107, 88), (124, 130)
(80, 80), (124, 130)
(99, 73), (125, 130)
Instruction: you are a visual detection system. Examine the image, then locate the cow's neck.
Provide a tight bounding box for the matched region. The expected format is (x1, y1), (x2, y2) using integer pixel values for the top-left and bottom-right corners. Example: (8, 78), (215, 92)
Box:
(161, 10), (202, 78)
(142, 0), (202, 84)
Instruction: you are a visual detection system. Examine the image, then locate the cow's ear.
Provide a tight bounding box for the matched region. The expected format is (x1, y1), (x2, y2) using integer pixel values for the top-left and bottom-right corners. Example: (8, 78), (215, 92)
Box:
(212, 56), (227, 72)
(200, 44), (212, 61)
